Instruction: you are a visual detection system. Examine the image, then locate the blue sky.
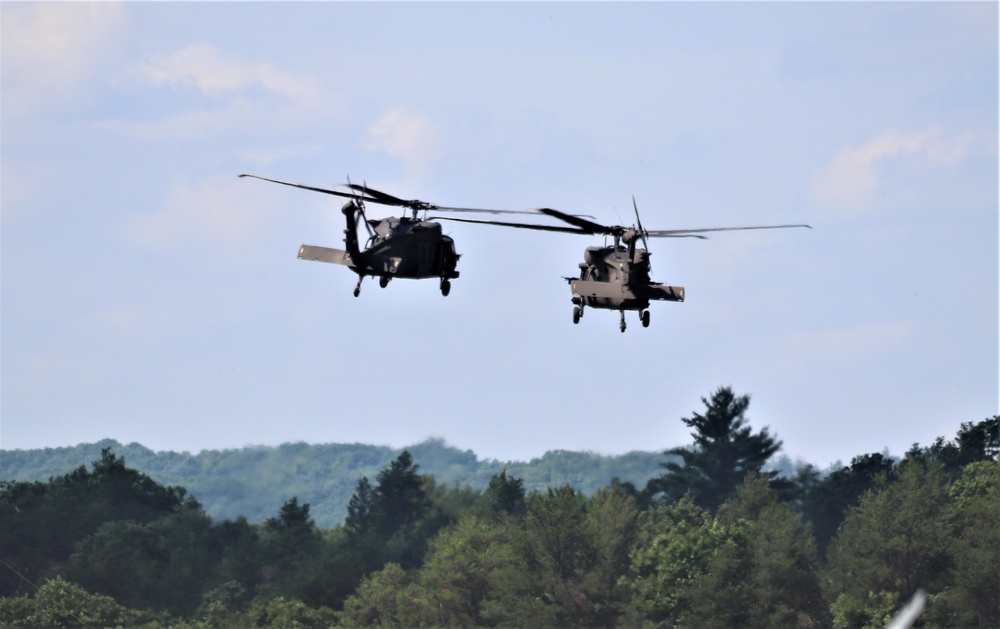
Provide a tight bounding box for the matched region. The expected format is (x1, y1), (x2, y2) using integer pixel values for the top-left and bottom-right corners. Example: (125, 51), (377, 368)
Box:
(2, 2), (996, 468)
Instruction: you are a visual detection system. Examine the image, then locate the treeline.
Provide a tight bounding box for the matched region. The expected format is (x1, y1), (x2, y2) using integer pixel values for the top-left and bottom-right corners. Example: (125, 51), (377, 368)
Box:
(0, 438), (675, 528)
(1, 387), (997, 628)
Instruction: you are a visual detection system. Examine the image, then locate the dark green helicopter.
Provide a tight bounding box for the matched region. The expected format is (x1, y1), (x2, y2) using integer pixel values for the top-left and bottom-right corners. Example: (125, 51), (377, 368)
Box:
(240, 174), (535, 297)
(437, 199), (811, 332)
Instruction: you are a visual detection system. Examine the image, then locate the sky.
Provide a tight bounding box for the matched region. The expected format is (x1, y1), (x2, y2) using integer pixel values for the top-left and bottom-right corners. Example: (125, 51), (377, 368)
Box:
(2, 2), (997, 470)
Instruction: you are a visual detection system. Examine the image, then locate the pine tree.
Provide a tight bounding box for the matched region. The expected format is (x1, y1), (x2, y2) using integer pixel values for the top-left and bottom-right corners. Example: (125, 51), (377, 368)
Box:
(647, 386), (782, 512)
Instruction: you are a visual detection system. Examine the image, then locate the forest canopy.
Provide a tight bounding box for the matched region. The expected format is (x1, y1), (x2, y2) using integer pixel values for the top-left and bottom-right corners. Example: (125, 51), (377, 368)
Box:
(1, 389), (996, 628)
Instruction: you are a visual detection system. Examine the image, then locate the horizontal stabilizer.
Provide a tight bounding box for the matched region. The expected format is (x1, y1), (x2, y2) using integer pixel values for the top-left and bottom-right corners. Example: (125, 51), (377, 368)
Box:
(297, 245), (353, 267)
(647, 284), (685, 302)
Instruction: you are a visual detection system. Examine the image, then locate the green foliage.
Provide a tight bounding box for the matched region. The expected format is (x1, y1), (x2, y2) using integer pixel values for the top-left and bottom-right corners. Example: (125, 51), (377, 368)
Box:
(829, 590), (900, 629)
(923, 460), (1000, 627)
(628, 480), (825, 629)
(904, 415), (999, 476)
(800, 452), (896, 559)
(0, 448), (196, 598)
(65, 503), (216, 616)
(415, 516), (542, 627)
(582, 482), (640, 628)
(826, 458), (954, 624)
(627, 494), (727, 625)
(716, 474), (827, 627)
(247, 596), (337, 628)
(338, 563), (414, 628)
(647, 386), (782, 512)
(483, 469), (527, 519)
(0, 576), (146, 628)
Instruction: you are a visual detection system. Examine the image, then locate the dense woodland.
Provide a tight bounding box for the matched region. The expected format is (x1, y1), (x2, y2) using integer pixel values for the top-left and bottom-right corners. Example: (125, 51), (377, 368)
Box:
(1, 387), (997, 628)
(0, 438), (679, 529)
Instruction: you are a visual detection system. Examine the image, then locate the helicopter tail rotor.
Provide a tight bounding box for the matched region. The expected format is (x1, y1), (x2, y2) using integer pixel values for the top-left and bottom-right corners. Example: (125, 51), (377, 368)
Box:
(346, 176), (374, 239)
(632, 196), (650, 252)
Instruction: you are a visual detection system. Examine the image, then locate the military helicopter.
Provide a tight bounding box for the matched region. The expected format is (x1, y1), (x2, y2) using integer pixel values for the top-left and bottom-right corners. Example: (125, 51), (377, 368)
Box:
(239, 174), (534, 297)
(438, 200), (810, 332)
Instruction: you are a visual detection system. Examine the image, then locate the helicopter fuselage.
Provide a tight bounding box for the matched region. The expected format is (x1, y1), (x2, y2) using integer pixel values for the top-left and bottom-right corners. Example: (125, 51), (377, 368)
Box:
(567, 243), (684, 331)
(297, 200), (460, 297)
(359, 216), (460, 280)
(569, 245), (684, 310)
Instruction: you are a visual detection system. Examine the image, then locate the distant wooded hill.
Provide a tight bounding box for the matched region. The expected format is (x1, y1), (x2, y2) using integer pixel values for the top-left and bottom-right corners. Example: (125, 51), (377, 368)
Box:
(1, 438), (704, 528)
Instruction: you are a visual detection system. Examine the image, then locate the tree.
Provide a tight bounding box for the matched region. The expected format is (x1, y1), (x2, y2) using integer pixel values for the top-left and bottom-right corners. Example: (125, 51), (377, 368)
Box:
(647, 386), (782, 512)
(374, 451), (427, 537)
(626, 494), (735, 626)
(0, 448), (194, 598)
(924, 460), (1000, 628)
(412, 516), (546, 627)
(716, 474), (827, 628)
(826, 458), (953, 626)
(345, 477), (378, 535)
(583, 482), (640, 628)
(801, 452), (896, 560)
(65, 503), (216, 616)
(904, 415), (999, 476)
(483, 469), (526, 519)
(338, 562), (414, 628)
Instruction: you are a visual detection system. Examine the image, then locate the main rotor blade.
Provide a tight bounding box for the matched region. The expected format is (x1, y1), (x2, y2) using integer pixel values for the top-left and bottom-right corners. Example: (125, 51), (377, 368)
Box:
(431, 216), (591, 234)
(344, 183), (421, 209)
(644, 224), (812, 238)
(239, 174), (362, 202)
(343, 183), (537, 215)
(537, 208), (612, 235)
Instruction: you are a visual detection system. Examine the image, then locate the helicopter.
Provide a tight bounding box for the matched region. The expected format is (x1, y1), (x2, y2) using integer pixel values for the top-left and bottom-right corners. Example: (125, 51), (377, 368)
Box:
(239, 174), (535, 297)
(436, 200), (811, 332)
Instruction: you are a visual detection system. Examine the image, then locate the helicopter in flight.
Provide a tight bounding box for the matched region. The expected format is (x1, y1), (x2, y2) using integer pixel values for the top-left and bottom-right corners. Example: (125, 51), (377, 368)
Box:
(239, 174), (534, 297)
(437, 200), (811, 332)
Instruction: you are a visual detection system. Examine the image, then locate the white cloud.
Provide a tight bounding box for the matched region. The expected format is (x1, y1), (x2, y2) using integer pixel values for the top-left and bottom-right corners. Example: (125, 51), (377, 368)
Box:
(115, 44), (340, 143)
(1, 2), (125, 116)
(811, 128), (974, 210)
(362, 108), (443, 178)
(137, 43), (320, 105)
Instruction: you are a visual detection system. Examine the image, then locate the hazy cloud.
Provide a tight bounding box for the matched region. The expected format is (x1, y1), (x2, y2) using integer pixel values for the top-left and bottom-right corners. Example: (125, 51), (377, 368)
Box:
(236, 144), (325, 167)
(1, 2), (126, 117)
(362, 108), (443, 178)
(115, 44), (339, 141)
(788, 320), (914, 364)
(127, 176), (278, 252)
(811, 128), (974, 210)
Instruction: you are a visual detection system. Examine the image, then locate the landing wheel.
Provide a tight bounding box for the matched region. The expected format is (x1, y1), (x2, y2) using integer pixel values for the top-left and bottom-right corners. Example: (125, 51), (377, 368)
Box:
(619, 311), (627, 333)
(379, 276), (390, 288)
(641, 310), (650, 328)
(440, 279), (451, 297)
(353, 287), (361, 298)
(572, 306), (581, 324)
